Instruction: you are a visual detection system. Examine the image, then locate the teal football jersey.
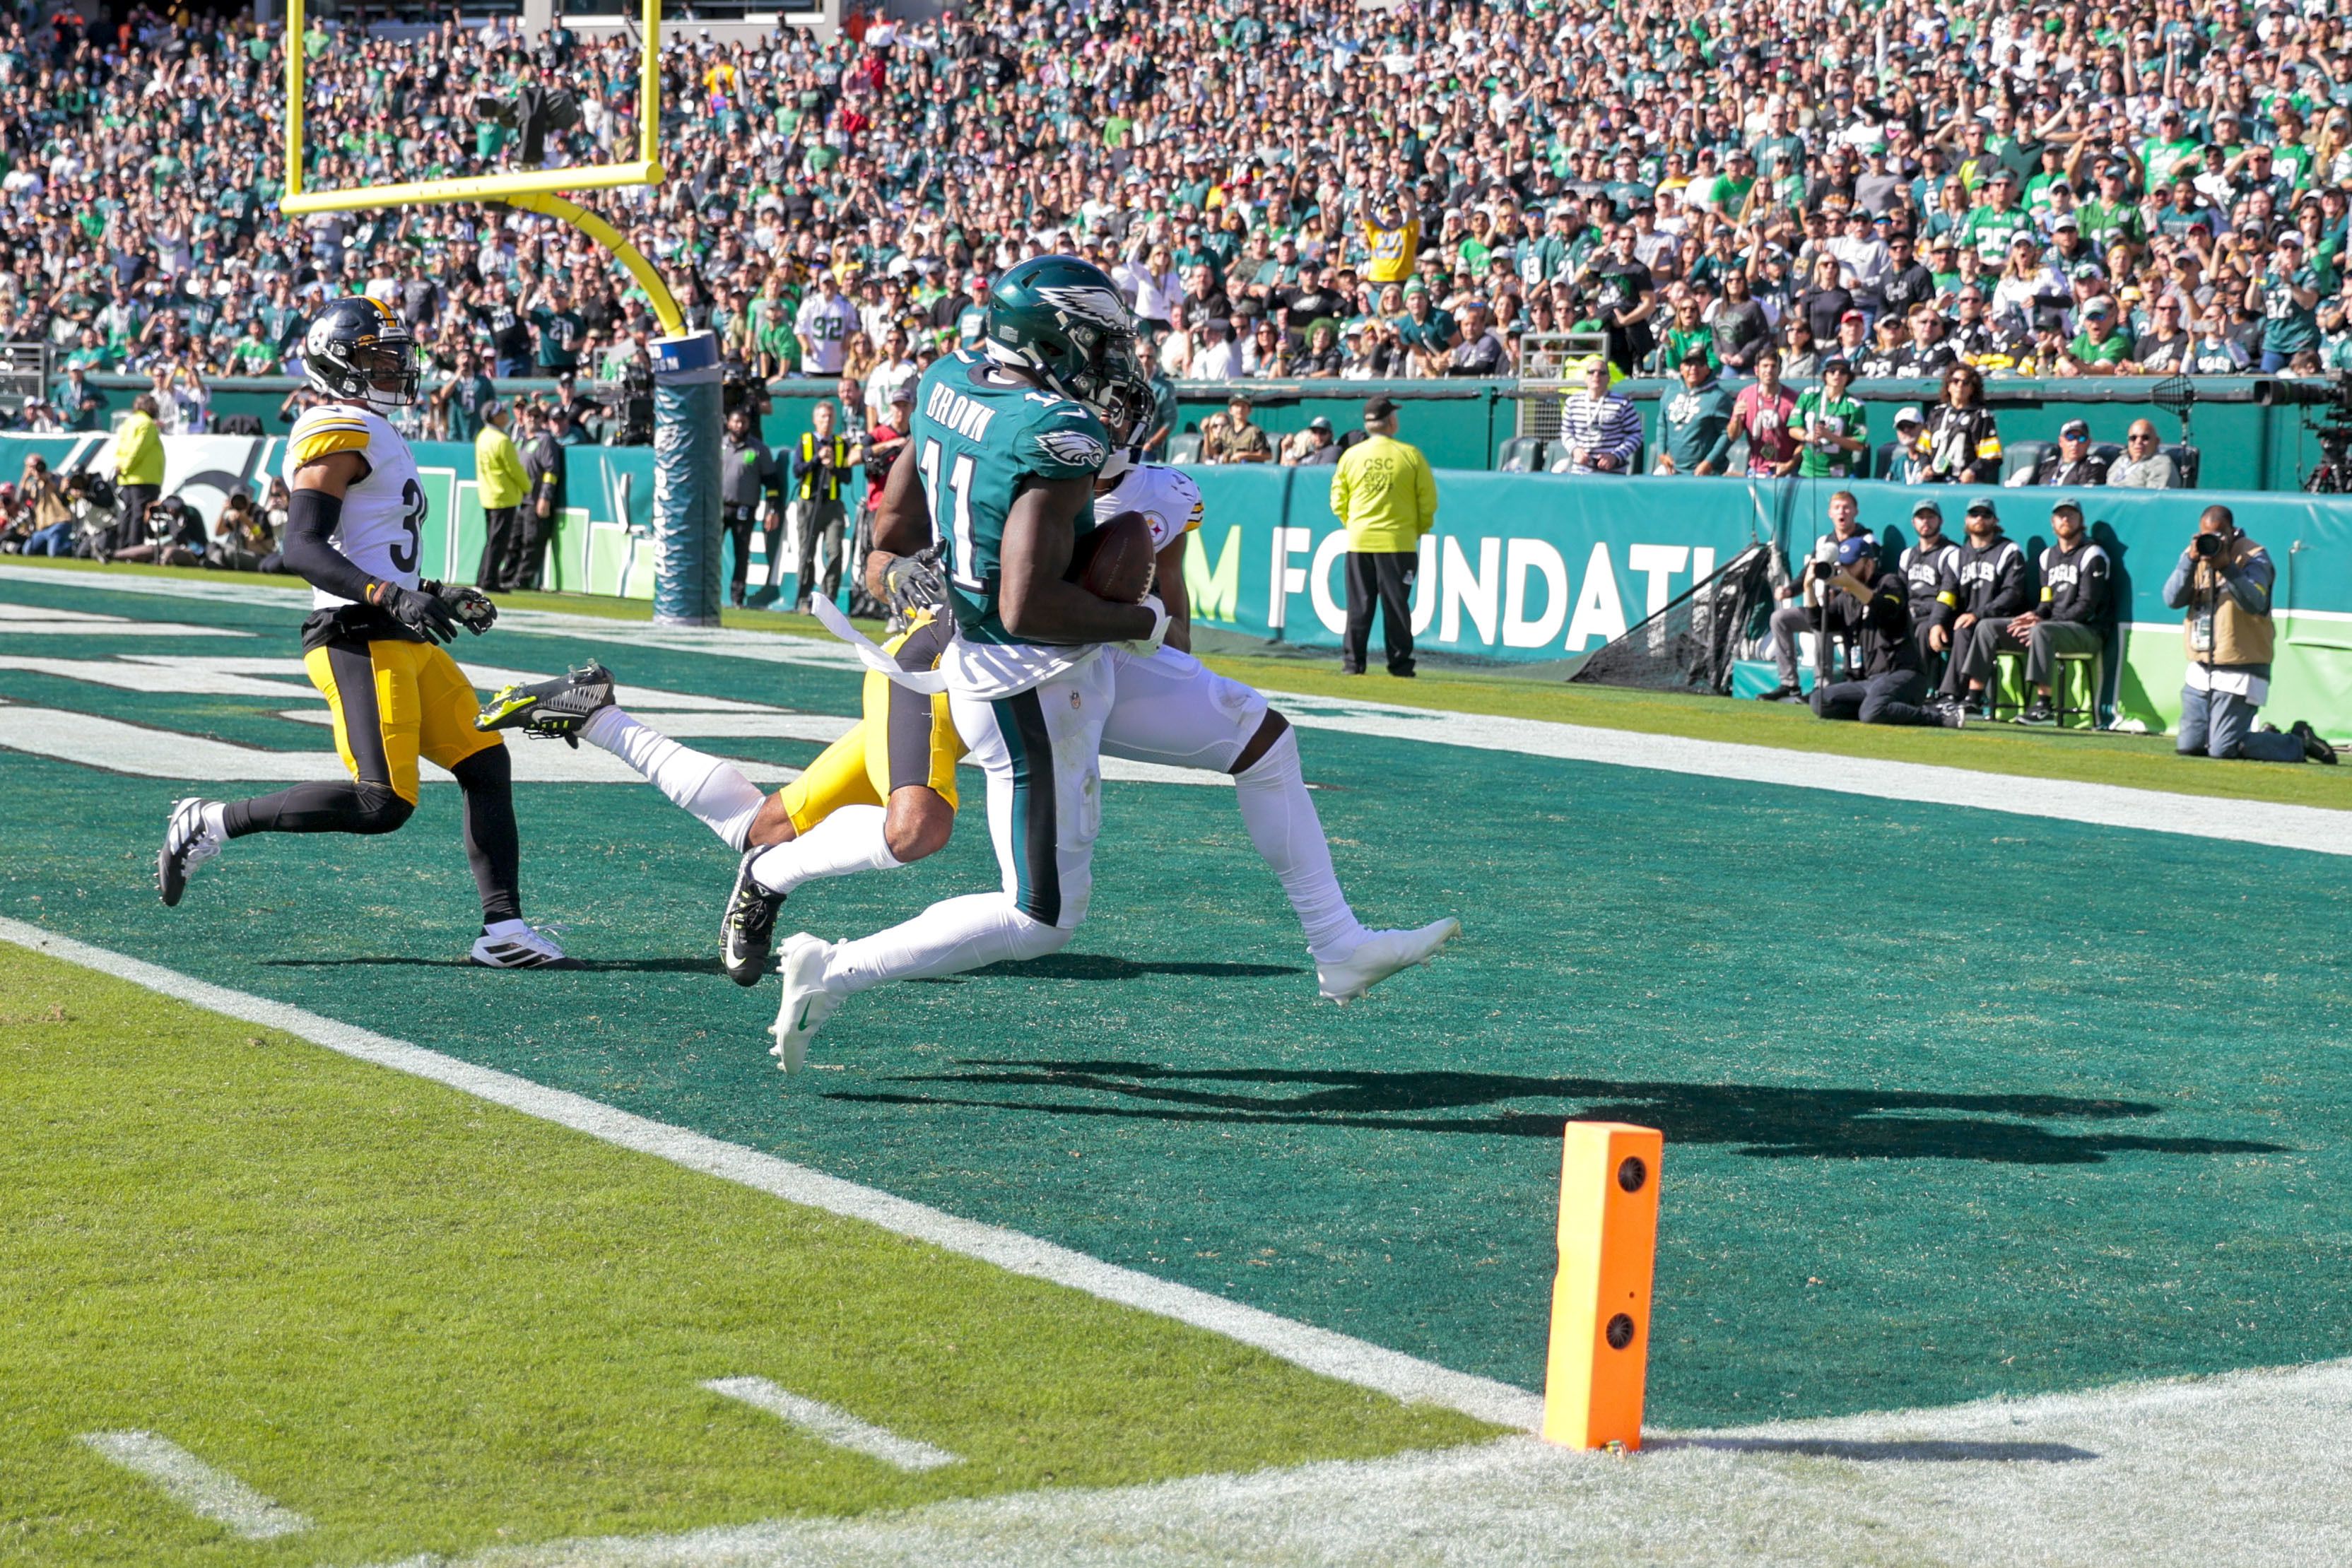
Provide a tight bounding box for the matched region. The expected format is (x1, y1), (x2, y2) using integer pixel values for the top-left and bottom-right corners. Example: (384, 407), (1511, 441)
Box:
(911, 350), (1111, 647)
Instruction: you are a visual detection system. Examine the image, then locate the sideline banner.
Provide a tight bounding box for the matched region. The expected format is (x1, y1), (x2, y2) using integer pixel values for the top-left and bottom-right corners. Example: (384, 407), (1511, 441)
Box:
(7, 434), (2348, 732)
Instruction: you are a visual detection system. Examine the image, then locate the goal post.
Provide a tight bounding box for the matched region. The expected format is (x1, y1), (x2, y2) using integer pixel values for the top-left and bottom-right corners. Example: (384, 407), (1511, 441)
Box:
(276, 0), (726, 624)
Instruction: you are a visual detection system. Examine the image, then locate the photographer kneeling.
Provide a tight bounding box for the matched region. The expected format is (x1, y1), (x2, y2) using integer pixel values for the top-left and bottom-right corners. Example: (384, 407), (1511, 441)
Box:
(1809, 535), (1964, 729)
(2164, 505), (2335, 763)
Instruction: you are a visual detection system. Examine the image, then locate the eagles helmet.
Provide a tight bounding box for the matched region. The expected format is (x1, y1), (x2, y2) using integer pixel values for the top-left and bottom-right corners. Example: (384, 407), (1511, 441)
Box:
(982, 255), (1138, 420)
(302, 296), (419, 415)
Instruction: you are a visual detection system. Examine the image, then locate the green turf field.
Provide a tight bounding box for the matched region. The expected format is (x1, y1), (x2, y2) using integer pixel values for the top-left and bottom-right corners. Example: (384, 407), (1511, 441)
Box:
(0, 944), (1484, 1566)
(3, 565), (2350, 1561)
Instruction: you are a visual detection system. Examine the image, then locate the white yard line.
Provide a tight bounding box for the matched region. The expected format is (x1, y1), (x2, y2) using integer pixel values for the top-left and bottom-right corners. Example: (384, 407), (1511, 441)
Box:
(1266, 690), (2352, 859)
(351, 1358), (2352, 1568)
(12, 565), (2346, 851)
(0, 919), (1541, 1434)
(702, 1378), (961, 1473)
(78, 1430), (311, 1542)
(0, 700), (801, 786)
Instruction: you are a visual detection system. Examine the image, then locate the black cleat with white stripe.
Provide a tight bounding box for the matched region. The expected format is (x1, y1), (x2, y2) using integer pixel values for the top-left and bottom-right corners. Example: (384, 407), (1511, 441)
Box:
(469, 919), (581, 968)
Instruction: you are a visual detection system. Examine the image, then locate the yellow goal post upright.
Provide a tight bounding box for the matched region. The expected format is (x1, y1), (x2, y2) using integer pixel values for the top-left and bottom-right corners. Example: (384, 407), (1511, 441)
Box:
(277, 0), (729, 624)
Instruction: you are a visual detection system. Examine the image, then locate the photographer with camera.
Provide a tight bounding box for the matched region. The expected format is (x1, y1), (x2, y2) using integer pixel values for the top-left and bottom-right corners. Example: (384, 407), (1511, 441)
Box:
(1758, 490), (1867, 703)
(2163, 505), (2334, 763)
(722, 405), (787, 610)
(1806, 534), (1961, 729)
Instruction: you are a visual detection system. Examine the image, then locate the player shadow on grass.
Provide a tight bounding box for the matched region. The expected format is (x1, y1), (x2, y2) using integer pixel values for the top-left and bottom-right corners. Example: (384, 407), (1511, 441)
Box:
(259, 955), (717, 973)
(919, 955), (1306, 983)
(1649, 1437), (2098, 1463)
(827, 1061), (2288, 1165)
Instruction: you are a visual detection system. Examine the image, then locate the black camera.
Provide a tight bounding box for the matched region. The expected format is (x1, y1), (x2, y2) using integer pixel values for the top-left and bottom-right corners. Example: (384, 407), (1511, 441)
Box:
(2192, 531), (2223, 558)
(720, 362), (770, 420)
(1810, 559), (1839, 582)
(615, 361), (654, 447)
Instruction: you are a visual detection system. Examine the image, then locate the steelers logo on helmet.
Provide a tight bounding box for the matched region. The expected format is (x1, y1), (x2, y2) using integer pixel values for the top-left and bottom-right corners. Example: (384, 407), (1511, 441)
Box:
(302, 295), (421, 415)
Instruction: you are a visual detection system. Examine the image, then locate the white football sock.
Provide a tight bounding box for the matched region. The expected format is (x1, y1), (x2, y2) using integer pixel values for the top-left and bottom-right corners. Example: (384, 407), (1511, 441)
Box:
(821, 892), (1068, 995)
(1233, 729), (1369, 961)
(199, 801), (229, 840)
(749, 803), (901, 895)
(578, 706), (767, 850)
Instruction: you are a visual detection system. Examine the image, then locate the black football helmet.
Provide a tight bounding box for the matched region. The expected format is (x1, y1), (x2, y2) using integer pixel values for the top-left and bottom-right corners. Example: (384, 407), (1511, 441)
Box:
(301, 295), (419, 414)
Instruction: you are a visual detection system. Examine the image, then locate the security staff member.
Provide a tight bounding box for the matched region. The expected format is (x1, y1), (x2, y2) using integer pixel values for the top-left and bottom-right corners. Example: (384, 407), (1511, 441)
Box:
(1808, 535), (1960, 728)
(789, 399), (855, 614)
(1930, 499), (2028, 713)
(1330, 394), (1437, 677)
(472, 401), (529, 591)
(1953, 501), (2111, 726)
(111, 393), (165, 558)
(1898, 501), (1960, 681)
(515, 405), (566, 592)
(722, 405), (786, 608)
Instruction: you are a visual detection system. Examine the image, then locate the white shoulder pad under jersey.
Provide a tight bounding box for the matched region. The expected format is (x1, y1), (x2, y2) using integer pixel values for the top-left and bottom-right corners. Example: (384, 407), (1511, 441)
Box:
(1094, 464), (1203, 551)
(282, 402), (426, 608)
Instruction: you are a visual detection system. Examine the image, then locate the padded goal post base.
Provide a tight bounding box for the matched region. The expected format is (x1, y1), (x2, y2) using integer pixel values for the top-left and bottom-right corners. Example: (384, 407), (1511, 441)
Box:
(1542, 1121), (1662, 1451)
(651, 332), (723, 627)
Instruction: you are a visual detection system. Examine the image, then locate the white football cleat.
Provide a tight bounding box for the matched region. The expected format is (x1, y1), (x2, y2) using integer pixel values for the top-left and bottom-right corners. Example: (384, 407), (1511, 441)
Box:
(770, 932), (840, 1073)
(1315, 917), (1461, 1005)
(157, 797), (225, 907)
(469, 919), (580, 969)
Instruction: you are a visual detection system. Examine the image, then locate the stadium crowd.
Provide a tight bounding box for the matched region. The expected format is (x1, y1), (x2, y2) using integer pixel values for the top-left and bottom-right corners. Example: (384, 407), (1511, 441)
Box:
(4, 0), (2352, 455)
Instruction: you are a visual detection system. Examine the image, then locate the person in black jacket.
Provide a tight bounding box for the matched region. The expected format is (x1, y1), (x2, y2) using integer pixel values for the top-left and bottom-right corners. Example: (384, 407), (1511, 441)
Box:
(1898, 500), (1961, 680)
(1970, 502), (2112, 726)
(2026, 420), (2108, 486)
(515, 405), (565, 593)
(720, 406), (786, 608)
(1929, 499), (2030, 713)
(1808, 534), (1960, 728)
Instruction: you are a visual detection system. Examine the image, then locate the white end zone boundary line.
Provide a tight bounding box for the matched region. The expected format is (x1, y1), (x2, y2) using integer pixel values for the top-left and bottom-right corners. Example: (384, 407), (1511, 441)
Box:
(8, 564), (2346, 859)
(0, 917), (1543, 1434)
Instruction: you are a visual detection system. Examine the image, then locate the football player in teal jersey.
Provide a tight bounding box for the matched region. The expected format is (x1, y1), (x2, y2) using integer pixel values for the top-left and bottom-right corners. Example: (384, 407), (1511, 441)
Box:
(768, 255), (1169, 1068)
(765, 258), (1456, 1068)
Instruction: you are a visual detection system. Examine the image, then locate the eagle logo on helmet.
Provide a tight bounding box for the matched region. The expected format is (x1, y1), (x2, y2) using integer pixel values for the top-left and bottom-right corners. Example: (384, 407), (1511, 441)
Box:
(1033, 284), (1132, 333)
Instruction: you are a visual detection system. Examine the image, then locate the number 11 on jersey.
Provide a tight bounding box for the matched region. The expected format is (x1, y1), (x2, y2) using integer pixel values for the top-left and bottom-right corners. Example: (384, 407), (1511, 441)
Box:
(918, 437), (982, 591)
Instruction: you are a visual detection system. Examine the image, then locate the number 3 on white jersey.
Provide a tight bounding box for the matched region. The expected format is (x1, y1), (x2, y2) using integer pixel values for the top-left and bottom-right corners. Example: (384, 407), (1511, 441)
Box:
(919, 437), (982, 591)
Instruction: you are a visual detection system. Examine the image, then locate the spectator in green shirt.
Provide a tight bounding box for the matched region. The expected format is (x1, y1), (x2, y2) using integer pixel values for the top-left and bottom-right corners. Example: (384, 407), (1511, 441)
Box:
(527, 283), (586, 375)
(2061, 297), (2134, 375)
(1793, 358), (1867, 479)
(2252, 234), (2322, 370)
(1653, 351), (1735, 475)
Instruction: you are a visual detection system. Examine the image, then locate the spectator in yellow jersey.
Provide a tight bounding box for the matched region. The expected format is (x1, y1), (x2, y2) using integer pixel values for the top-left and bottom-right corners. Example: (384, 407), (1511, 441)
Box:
(1359, 194), (1421, 287)
(1331, 396), (1437, 678)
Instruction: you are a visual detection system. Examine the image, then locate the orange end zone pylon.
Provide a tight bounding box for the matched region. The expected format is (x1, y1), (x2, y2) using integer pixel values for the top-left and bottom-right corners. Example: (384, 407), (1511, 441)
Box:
(1541, 1121), (1662, 1451)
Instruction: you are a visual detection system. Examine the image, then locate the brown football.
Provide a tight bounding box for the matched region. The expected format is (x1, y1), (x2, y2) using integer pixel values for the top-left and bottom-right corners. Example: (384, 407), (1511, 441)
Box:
(1067, 509), (1156, 603)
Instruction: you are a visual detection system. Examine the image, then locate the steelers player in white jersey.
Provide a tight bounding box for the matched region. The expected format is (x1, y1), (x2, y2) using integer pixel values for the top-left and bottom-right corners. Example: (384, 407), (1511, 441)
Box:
(156, 297), (572, 968)
(476, 441), (1452, 1003)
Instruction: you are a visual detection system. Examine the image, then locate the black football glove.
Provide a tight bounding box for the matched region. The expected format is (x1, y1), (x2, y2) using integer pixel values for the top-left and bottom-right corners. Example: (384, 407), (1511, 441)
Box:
(424, 579), (498, 635)
(880, 547), (949, 630)
(368, 581), (459, 644)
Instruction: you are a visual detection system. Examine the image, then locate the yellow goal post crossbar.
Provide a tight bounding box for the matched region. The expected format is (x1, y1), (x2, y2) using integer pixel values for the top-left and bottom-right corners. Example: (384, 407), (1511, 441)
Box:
(279, 0), (683, 336)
